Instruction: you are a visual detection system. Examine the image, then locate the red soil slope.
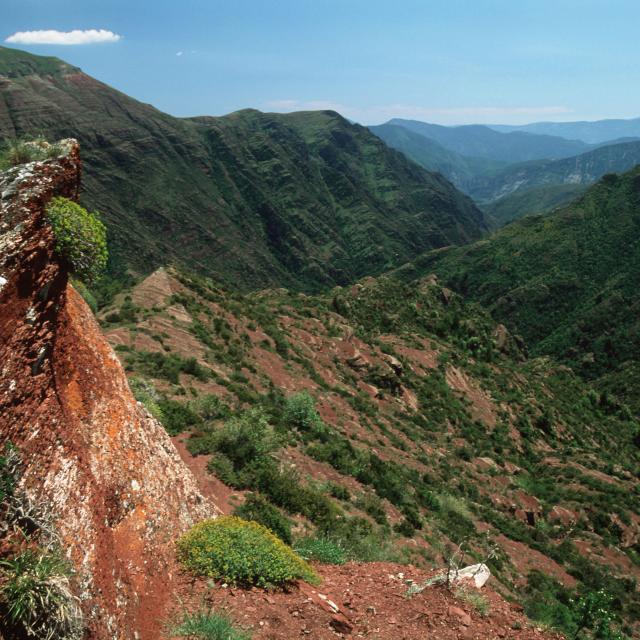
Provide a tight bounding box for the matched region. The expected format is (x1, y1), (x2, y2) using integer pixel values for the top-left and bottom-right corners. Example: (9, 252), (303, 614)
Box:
(170, 562), (563, 640)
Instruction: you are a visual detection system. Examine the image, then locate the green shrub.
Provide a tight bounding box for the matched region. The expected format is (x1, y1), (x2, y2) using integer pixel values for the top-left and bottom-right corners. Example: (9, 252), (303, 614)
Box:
(0, 550), (82, 640)
(170, 608), (251, 640)
(355, 493), (387, 525)
(45, 197), (107, 283)
(206, 454), (239, 485)
(191, 394), (230, 421)
(125, 350), (211, 384)
(325, 515), (404, 563)
(246, 458), (338, 525)
(157, 397), (201, 435)
(177, 516), (319, 587)
(571, 589), (625, 640)
(294, 536), (346, 565)
(119, 297), (138, 323)
(233, 493), (293, 545)
(283, 392), (325, 435)
(211, 408), (280, 471)
(326, 481), (351, 501)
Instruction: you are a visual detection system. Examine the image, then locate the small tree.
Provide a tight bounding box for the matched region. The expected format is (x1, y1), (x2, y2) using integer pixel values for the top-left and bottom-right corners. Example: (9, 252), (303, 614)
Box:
(45, 197), (108, 283)
(571, 590), (624, 640)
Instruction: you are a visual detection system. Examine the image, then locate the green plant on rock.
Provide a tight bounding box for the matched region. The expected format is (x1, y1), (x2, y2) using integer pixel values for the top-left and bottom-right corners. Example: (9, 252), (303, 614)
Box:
(454, 585), (490, 617)
(177, 516), (319, 588)
(0, 444), (83, 640)
(129, 377), (165, 424)
(45, 196), (108, 283)
(70, 279), (98, 314)
(0, 137), (64, 169)
(0, 443), (16, 503)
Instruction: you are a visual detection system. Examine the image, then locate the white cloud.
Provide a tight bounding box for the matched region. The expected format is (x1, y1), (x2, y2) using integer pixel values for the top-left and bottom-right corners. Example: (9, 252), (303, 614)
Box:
(176, 51), (183, 56)
(262, 100), (574, 126)
(5, 29), (122, 46)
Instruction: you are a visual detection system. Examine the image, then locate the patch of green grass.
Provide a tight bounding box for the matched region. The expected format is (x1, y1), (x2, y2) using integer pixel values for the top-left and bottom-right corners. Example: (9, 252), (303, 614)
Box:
(0, 550), (81, 639)
(294, 536), (346, 565)
(171, 609), (251, 640)
(0, 137), (65, 169)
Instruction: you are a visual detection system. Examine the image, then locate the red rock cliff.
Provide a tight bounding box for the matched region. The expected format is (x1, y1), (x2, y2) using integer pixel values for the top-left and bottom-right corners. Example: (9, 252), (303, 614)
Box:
(0, 141), (215, 639)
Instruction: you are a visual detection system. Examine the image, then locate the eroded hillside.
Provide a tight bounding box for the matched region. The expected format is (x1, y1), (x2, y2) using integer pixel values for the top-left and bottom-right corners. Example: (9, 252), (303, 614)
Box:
(101, 266), (640, 637)
(393, 167), (640, 416)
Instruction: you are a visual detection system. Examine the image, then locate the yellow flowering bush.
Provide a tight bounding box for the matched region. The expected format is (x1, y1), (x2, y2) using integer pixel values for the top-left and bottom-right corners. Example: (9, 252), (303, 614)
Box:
(177, 516), (319, 588)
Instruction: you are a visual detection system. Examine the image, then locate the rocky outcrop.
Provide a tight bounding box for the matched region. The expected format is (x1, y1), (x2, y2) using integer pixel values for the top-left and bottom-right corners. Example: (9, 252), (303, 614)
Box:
(0, 143), (215, 639)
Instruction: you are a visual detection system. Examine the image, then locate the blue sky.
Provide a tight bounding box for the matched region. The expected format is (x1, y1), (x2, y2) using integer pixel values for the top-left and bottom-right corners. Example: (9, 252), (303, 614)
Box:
(2, 0), (639, 125)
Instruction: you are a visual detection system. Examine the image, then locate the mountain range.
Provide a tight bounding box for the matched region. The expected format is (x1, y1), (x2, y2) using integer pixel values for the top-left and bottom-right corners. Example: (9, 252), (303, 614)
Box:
(371, 117), (640, 223)
(468, 139), (640, 203)
(0, 46), (487, 292)
(383, 118), (592, 163)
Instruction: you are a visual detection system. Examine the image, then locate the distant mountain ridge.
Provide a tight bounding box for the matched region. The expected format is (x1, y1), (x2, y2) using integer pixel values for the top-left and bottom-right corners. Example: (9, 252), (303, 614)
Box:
(0, 46), (488, 292)
(491, 117), (640, 144)
(368, 123), (505, 193)
(373, 118), (640, 224)
(386, 118), (592, 163)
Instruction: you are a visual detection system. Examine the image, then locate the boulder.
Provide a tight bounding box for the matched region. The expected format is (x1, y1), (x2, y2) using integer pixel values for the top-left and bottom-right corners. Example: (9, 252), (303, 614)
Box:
(449, 563), (491, 589)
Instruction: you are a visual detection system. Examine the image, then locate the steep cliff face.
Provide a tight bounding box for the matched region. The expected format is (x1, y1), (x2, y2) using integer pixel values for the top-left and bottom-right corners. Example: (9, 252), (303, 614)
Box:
(0, 142), (215, 638)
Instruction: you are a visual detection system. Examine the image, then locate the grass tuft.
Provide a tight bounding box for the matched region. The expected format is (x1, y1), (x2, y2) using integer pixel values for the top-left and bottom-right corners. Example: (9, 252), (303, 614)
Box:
(171, 608), (251, 640)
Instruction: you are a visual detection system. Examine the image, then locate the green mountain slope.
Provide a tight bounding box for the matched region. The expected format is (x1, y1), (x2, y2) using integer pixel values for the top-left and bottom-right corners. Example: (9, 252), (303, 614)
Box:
(470, 140), (640, 203)
(0, 46), (488, 292)
(393, 168), (640, 411)
(482, 183), (589, 225)
(387, 118), (591, 163)
(369, 123), (504, 193)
